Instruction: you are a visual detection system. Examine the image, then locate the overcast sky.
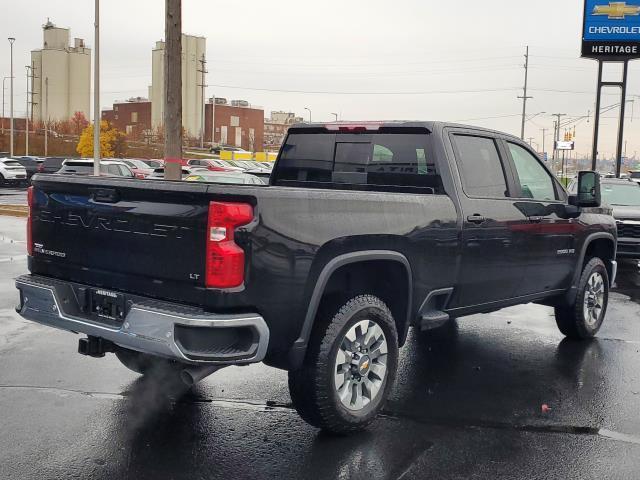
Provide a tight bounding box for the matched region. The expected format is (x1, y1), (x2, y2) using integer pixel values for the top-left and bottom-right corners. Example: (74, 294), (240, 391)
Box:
(1, 0), (639, 158)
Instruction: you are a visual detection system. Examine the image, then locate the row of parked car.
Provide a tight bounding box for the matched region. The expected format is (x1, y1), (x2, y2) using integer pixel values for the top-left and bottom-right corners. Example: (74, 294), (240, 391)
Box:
(0, 156), (273, 186)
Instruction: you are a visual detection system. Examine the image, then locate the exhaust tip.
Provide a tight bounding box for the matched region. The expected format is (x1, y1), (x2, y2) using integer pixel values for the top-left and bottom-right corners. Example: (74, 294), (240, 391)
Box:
(180, 365), (220, 387)
(180, 369), (196, 387)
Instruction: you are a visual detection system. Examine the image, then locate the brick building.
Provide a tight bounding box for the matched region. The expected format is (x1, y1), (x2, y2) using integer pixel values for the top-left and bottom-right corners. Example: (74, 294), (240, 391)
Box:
(102, 97), (151, 138)
(264, 111), (304, 150)
(204, 99), (264, 151)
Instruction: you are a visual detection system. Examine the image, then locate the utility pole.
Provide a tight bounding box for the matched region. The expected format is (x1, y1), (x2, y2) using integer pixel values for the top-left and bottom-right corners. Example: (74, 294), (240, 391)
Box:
(551, 113), (566, 161)
(25, 65), (31, 156)
(44, 77), (48, 157)
(164, 0), (183, 180)
(93, 0), (100, 175)
(211, 94), (215, 148)
(9, 37), (15, 157)
(540, 127), (547, 155)
(518, 46), (532, 140)
(527, 137), (535, 147)
(197, 53), (207, 149)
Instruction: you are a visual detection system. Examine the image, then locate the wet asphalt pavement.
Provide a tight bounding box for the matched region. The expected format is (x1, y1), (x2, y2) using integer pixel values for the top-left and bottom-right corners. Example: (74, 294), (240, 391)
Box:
(1, 214), (640, 479)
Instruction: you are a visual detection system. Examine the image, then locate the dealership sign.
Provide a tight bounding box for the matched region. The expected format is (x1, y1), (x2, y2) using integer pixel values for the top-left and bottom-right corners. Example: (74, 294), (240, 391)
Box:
(582, 1), (640, 59)
(555, 141), (575, 151)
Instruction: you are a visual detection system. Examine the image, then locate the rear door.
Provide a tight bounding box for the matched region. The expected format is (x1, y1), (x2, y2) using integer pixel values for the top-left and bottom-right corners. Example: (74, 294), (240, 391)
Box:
(447, 131), (530, 307)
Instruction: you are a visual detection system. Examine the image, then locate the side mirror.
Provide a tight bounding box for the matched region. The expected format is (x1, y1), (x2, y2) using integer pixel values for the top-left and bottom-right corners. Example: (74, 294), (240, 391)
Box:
(569, 171), (601, 207)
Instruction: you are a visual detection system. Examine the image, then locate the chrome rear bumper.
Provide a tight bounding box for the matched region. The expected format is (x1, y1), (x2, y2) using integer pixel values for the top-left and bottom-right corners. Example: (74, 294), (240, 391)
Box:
(15, 275), (269, 365)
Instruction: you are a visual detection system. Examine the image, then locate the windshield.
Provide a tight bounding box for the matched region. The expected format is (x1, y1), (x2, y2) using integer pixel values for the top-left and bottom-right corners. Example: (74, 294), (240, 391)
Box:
(602, 183), (640, 206)
(126, 159), (150, 169)
(630, 172), (640, 179)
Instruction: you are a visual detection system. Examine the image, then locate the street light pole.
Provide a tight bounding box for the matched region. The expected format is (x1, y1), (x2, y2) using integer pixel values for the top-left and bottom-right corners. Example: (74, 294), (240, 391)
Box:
(304, 107), (311, 123)
(93, 0), (100, 175)
(8, 37), (15, 157)
(25, 65), (31, 156)
(1, 76), (9, 134)
(331, 112), (338, 121)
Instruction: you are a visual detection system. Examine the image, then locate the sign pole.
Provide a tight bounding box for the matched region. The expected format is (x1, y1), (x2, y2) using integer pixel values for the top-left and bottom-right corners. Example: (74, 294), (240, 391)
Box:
(590, 60), (603, 171)
(615, 60), (629, 178)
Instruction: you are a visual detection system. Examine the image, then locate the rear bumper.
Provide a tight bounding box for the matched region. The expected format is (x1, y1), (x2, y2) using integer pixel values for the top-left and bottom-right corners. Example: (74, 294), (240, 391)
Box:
(15, 274), (269, 366)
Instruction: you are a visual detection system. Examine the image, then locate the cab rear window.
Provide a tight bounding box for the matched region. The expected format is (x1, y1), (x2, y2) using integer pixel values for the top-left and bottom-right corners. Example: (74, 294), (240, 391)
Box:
(273, 130), (443, 193)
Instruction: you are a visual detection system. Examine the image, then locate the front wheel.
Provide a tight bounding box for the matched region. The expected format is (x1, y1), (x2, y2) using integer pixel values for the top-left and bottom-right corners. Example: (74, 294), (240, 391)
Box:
(288, 295), (399, 434)
(555, 257), (609, 339)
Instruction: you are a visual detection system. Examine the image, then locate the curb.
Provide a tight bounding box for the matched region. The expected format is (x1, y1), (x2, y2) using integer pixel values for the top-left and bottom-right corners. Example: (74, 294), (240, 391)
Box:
(0, 205), (28, 217)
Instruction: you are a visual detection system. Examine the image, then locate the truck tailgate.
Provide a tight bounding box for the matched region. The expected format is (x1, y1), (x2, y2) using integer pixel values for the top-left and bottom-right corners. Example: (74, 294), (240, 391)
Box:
(29, 175), (255, 305)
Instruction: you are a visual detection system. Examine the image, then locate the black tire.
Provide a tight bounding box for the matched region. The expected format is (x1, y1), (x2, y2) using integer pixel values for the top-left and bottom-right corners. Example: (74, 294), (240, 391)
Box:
(288, 295), (399, 434)
(115, 348), (182, 375)
(555, 257), (609, 339)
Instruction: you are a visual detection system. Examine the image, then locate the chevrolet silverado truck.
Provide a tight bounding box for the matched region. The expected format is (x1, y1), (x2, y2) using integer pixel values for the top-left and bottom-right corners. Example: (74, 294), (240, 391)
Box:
(15, 122), (617, 433)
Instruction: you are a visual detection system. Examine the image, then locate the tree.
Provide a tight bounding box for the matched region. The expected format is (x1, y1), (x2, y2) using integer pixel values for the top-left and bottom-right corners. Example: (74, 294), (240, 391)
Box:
(71, 111), (89, 135)
(76, 121), (126, 158)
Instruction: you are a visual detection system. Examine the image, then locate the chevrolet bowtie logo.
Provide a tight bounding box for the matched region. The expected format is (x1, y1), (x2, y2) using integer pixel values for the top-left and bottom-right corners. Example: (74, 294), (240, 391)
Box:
(593, 2), (640, 19)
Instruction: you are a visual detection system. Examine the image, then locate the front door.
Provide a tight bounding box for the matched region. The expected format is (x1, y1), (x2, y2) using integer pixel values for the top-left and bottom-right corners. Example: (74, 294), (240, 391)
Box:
(503, 141), (575, 296)
(448, 132), (530, 307)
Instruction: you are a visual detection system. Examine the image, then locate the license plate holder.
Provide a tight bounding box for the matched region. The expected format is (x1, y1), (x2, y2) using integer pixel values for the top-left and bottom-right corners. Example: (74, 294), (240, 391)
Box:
(89, 288), (126, 323)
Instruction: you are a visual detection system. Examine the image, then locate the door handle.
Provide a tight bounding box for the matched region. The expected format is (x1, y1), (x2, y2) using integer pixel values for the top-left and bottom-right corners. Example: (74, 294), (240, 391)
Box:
(527, 215), (544, 223)
(467, 214), (486, 224)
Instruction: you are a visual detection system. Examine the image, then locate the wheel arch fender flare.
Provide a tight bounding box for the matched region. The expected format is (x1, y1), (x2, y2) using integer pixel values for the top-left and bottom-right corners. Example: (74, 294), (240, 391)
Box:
(288, 250), (413, 369)
(564, 232), (616, 305)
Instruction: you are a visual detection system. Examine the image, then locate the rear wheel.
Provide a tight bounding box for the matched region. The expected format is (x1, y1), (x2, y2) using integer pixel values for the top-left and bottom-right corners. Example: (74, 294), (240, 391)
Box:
(288, 295), (398, 434)
(115, 348), (182, 375)
(555, 257), (609, 339)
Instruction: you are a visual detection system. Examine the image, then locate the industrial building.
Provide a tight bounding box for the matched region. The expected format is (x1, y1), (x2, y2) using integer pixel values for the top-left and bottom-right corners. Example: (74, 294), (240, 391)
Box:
(101, 97), (151, 138)
(30, 19), (91, 123)
(150, 34), (206, 138)
(204, 98), (264, 151)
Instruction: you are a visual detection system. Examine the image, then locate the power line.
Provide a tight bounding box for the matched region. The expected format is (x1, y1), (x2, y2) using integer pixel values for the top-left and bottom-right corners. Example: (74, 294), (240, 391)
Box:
(206, 84), (521, 96)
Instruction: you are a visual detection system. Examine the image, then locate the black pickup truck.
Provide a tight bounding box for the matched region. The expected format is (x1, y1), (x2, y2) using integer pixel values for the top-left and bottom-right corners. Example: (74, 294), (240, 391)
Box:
(16, 122), (617, 433)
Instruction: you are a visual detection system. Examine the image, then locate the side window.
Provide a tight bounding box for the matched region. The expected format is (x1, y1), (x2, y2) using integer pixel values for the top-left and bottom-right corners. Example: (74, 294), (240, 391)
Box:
(453, 135), (508, 198)
(507, 142), (557, 201)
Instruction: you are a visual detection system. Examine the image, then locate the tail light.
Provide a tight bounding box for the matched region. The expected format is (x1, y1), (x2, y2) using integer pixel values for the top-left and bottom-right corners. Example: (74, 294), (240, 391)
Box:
(27, 186), (34, 256)
(205, 201), (253, 288)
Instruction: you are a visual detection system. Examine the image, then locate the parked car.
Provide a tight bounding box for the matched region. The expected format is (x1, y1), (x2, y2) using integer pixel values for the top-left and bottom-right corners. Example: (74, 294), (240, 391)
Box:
(17, 121), (617, 434)
(37, 157), (68, 174)
(185, 159), (239, 172)
(184, 171), (266, 185)
(57, 159), (136, 178)
(205, 159), (245, 171)
(13, 156), (44, 183)
(569, 176), (640, 259)
(0, 157), (28, 186)
(120, 159), (155, 179)
(147, 165), (205, 180)
(210, 144), (247, 154)
(629, 170), (640, 185)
